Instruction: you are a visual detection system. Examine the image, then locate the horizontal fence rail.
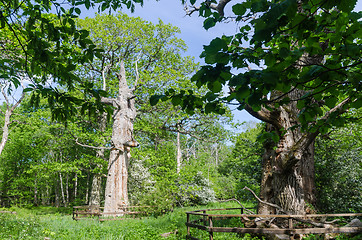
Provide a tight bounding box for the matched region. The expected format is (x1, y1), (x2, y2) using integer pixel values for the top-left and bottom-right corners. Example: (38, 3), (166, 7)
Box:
(185, 208), (362, 240)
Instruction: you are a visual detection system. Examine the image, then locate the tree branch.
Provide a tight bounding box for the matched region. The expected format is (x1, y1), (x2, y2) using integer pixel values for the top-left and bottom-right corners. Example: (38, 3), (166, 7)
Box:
(184, 0), (233, 17)
(209, 0), (232, 17)
(100, 97), (116, 106)
(219, 198), (255, 214)
(75, 138), (112, 150)
(244, 105), (281, 128)
(243, 186), (287, 214)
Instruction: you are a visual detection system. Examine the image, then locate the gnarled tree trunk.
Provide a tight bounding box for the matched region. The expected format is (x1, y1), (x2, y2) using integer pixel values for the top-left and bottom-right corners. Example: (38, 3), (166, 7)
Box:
(103, 61), (137, 215)
(246, 89), (317, 215)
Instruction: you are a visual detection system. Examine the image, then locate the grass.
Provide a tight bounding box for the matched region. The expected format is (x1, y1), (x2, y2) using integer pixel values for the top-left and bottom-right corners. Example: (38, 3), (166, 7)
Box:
(0, 202), (360, 240)
(0, 202), (254, 240)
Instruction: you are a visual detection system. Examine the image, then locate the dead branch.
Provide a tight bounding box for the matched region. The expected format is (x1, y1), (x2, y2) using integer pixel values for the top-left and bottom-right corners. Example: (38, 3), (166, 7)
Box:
(75, 138), (112, 151)
(243, 186), (286, 214)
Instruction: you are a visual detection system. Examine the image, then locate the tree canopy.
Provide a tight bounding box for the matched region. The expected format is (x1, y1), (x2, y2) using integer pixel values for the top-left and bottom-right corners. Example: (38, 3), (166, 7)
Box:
(154, 0), (361, 134)
(0, 0), (147, 120)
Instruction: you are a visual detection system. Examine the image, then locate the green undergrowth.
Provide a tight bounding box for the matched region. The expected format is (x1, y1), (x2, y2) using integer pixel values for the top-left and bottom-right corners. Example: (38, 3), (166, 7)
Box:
(0, 202), (360, 240)
(0, 202), (257, 240)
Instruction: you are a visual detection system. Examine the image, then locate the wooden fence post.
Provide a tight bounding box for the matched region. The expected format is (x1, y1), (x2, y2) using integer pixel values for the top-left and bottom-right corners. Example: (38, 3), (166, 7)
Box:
(289, 217), (294, 240)
(209, 216), (214, 240)
(187, 213), (190, 238)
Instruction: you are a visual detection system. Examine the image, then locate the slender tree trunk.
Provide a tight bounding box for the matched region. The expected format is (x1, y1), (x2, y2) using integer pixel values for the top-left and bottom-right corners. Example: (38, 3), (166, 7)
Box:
(74, 173), (78, 201)
(215, 144), (219, 166)
(0, 109), (11, 156)
(103, 61), (137, 215)
(55, 176), (60, 207)
(85, 171), (90, 204)
(176, 129), (182, 174)
(66, 174), (69, 205)
(0, 83), (24, 156)
(59, 172), (67, 207)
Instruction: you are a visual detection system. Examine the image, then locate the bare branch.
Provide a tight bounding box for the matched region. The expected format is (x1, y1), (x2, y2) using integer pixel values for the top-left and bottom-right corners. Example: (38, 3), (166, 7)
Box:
(75, 138), (112, 150)
(101, 64), (111, 91)
(100, 97), (116, 106)
(132, 52), (142, 91)
(243, 186), (287, 214)
(1, 83), (10, 106)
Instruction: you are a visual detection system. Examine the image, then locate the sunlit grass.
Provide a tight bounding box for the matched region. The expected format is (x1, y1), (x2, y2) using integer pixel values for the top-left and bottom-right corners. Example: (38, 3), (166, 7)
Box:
(1, 202), (358, 240)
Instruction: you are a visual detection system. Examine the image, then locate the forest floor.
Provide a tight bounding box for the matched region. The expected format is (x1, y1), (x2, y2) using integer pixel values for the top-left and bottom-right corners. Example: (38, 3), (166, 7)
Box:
(0, 201), (254, 240)
(0, 202), (359, 240)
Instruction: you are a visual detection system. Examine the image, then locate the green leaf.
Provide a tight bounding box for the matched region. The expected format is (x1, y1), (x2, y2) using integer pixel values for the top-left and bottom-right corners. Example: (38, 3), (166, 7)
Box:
(336, 0), (357, 12)
(85, 0), (91, 9)
(205, 102), (216, 114)
(279, 47), (290, 58)
(171, 95), (182, 106)
(150, 95), (165, 106)
(324, 96), (338, 108)
(75, 8), (81, 15)
(232, 4), (246, 16)
(351, 97), (362, 109)
(23, 87), (34, 93)
(203, 18), (216, 30)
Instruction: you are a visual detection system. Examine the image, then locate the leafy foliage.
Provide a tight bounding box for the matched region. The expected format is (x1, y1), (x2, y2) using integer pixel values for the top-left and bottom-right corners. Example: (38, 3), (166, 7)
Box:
(315, 114), (362, 213)
(177, 0), (361, 133)
(218, 123), (263, 201)
(0, 0), (147, 121)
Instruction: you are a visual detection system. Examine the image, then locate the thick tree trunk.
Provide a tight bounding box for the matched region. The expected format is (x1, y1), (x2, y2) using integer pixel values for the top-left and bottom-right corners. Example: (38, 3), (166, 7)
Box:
(249, 90), (316, 215)
(103, 61), (137, 215)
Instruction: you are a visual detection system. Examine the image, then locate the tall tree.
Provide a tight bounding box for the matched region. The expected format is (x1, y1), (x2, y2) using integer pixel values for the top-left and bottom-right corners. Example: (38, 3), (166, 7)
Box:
(75, 13), (199, 214)
(158, 0), (362, 215)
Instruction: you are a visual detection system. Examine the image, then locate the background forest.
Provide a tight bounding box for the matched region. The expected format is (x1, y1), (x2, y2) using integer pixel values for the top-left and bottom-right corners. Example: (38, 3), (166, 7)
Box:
(0, 0), (361, 239)
(0, 12), (361, 215)
(0, 13), (361, 213)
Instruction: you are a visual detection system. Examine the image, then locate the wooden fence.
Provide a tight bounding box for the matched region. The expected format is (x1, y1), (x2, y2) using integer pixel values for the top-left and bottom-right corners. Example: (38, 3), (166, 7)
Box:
(72, 205), (150, 222)
(186, 208), (362, 240)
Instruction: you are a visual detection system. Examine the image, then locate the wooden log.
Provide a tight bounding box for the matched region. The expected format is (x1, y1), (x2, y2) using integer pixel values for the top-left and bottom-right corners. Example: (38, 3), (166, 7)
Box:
(205, 227), (362, 235)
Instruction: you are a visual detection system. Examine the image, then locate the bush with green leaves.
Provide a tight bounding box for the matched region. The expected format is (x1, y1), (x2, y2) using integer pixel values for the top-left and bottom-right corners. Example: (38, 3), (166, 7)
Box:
(315, 117), (362, 213)
(218, 123), (263, 202)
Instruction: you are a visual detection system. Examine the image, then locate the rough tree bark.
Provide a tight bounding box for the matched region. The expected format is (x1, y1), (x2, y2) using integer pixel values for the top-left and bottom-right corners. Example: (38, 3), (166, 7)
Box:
(102, 61), (138, 215)
(248, 90), (316, 215)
